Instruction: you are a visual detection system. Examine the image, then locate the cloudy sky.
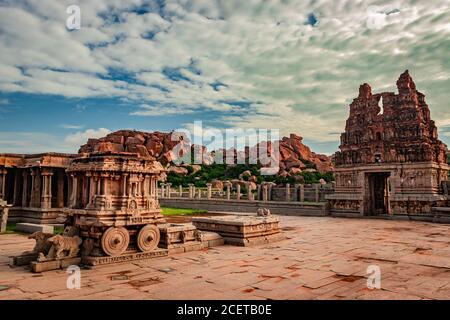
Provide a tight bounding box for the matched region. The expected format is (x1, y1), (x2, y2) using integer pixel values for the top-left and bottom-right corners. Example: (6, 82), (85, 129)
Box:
(0, 0), (449, 155)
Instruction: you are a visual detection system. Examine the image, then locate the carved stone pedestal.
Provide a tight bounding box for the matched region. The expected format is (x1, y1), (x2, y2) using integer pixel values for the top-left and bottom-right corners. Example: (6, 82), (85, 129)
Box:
(192, 215), (284, 247)
(82, 249), (168, 266)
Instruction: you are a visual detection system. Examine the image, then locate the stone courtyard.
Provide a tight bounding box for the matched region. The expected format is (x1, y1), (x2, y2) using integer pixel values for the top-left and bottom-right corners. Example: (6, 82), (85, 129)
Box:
(1, 214), (450, 300)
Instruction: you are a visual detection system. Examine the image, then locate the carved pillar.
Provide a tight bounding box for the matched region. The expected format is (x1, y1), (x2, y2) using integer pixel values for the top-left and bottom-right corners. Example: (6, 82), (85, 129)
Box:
(144, 175), (151, 196)
(257, 184), (261, 201)
(57, 171), (65, 208)
(151, 178), (157, 197)
(247, 182), (254, 201)
(70, 173), (78, 207)
(188, 184), (194, 198)
(286, 183), (291, 202)
(81, 175), (89, 207)
(262, 184), (269, 202)
(0, 168), (6, 200)
(293, 184), (299, 201)
(30, 168), (41, 208)
(41, 170), (53, 209)
(299, 184), (305, 202)
(160, 183), (165, 198)
(166, 183), (172, 198)
(226, 184), (231, 200)
(206, 183), (212, 199)
(197, 188), (202, 199)
(22, 170), (29, 207)
(29, 169), (35, 207)
(13, 170), (20, 206)
(179, 185), (183, 197)
(101, 175), (107, 196)
(236, 184), (241, 201)
(139, 175), (145, 196)
(122, 174), (128, 197)
(0, 202), (9, 233)
(315, 184), (320, 203)
(89, 174), (96, 204)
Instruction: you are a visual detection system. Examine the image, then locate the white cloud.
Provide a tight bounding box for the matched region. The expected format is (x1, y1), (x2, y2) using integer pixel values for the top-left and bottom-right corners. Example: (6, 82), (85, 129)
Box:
(0, 0), (449, 151)
(0, 131), (63, 153)
(131, 104), (196, 116)
(436, 119), (450, 128)
(64, 128), (111, 150)
(60, 124), (84, 129)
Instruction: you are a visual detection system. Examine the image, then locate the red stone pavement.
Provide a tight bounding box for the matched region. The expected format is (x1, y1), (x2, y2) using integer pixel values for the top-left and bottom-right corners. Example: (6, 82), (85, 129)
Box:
(1, 216), (450, 300)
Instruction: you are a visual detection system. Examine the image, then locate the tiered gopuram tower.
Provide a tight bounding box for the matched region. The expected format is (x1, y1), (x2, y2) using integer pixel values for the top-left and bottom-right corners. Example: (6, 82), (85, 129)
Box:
(328, 70), (449, 217)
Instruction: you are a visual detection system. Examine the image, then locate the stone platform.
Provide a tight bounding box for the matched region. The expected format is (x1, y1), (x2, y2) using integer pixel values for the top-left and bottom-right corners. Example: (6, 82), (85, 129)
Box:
(192, 215), (283, 246)
(82, 249), (169, 266)
(3, 215), (450, 299)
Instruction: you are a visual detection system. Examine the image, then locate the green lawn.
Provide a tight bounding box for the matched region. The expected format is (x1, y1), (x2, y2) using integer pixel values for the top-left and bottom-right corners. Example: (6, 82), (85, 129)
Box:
(3, 223), (63, 235)
(161, 207), (207, 216)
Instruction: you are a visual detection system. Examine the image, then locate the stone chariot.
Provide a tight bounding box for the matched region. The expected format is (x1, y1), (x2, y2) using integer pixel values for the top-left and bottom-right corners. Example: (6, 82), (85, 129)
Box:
(63, 152), (166, 258)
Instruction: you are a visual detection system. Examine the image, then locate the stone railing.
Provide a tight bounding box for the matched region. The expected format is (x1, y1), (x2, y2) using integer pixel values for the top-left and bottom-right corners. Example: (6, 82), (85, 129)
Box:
(158, 182), (334, 203)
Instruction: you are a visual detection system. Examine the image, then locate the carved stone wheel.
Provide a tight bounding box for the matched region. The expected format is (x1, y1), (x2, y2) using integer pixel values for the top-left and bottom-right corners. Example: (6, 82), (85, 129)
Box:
(101, 227), (130, 256)
(137, 224), (160, 252)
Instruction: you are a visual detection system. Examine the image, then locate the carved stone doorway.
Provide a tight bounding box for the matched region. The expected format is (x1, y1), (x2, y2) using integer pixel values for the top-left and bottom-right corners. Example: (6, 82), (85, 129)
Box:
(367, 172), (391, 216)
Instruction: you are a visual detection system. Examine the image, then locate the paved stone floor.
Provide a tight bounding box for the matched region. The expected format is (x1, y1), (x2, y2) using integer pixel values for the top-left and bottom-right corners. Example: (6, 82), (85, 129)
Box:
(1, 215), (450, 300)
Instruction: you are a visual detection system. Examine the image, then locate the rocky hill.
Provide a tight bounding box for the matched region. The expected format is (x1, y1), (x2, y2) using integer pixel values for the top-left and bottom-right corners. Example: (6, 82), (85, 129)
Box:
(78, 130), (334, 176)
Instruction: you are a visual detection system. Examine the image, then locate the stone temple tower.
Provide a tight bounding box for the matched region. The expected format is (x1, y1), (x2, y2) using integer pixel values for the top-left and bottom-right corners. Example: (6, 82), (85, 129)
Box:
(327, 71), (449, 218)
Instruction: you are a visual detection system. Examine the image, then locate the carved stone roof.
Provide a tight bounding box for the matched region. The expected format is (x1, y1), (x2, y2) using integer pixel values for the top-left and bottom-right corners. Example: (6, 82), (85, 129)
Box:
(334, 70), (448, 166)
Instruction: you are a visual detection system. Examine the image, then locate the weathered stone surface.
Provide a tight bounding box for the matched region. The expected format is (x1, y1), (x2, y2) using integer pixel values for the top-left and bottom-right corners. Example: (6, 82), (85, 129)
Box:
(78, 129), (333, 177)
(192, 214), (282, 246)
(31, 257), (81, 273)
(0, 201), (10, 233)
(167, 165), (188, 176)
(4, 215), (450, 300)
(158, 223), (200, 248)
(276, 133), (333, 174)
(328, 71), (449, 217)
(82, 249), (168, 266)
(211, 179), (224, 190)
(64, 152), (166, 259)
(289, 167), (303, 175)
(335, 70), (448, 166)
(16, 223), (54, 234)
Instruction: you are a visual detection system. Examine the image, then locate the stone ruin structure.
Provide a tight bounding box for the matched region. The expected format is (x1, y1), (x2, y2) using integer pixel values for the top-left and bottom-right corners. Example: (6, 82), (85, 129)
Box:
(9, 144), (282, 272)
(64, 152), (166, 262)
(327, 71), (449, 218)
(0, 153), (75, 224)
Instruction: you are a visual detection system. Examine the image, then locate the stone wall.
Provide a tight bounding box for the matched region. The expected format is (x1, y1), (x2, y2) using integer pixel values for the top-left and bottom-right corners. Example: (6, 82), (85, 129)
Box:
(160, 198), (329, 217)
(160, 183), (334, 203)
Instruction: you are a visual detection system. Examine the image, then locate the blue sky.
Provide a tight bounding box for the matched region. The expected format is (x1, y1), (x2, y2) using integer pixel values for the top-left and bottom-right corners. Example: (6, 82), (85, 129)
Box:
(0, 0), (449, 154)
